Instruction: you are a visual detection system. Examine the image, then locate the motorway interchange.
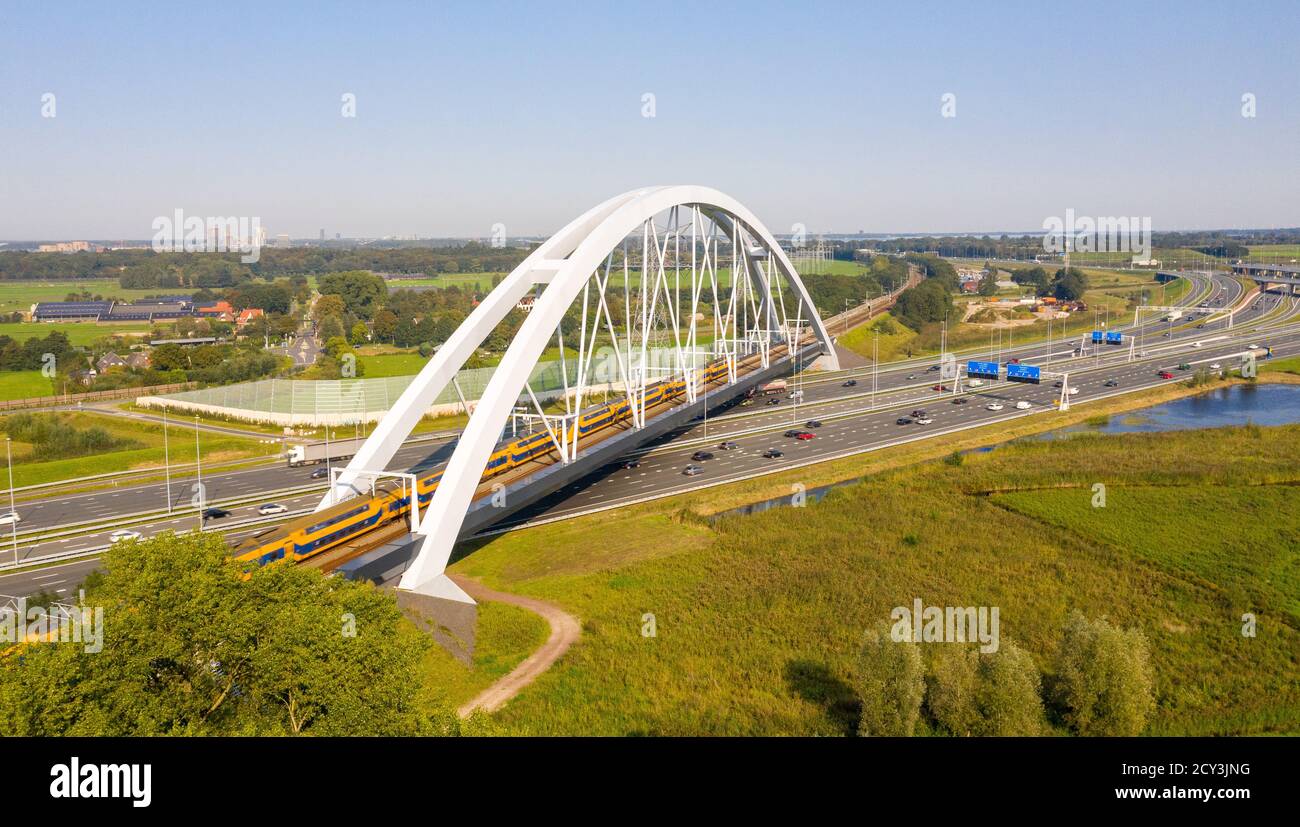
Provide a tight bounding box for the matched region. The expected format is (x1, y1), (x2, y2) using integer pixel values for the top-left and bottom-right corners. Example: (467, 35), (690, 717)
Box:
(2, 271), (1298, 599)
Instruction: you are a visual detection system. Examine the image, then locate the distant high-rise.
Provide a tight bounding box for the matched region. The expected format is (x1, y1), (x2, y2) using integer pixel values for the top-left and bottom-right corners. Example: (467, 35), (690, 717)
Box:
(335, 232), (340, 240)
(319, 229), (325, 241)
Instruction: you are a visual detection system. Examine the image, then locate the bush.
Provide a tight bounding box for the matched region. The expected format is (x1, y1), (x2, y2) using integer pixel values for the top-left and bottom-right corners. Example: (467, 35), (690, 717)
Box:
(927, 642), (1044, 736)
(927, 647), (980, 735)
(1052, 611), (1154, 736)
(856, 626), (925, 736)
(974, 642), (1044, 736)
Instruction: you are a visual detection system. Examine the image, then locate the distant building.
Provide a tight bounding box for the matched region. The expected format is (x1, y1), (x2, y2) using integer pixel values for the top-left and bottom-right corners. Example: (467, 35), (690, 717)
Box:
(31, 300), (112, 321)
(516, 295), (536, 312)
(236, 308), (264, 328)
(197, 300), (235, 322)
(125, 351), (151, 369)
(96, 352), (128, 372)
(36, 241), (93, 253)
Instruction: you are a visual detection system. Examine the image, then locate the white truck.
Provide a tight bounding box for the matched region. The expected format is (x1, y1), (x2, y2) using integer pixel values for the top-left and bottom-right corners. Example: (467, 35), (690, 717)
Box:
(285, 435), (369, 467)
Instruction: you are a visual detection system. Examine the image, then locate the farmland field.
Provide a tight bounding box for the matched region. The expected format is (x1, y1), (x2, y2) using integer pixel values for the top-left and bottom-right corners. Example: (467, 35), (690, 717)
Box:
(0, 371), (56, 401)
(0, 279), (165, 313)
(0, 320), (150, 346)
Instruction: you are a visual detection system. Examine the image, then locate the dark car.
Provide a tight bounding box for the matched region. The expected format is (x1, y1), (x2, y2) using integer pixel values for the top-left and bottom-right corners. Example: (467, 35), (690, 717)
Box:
(897, 417), (913, 425)
(202, 507), (231, 520)
(691, 451), (715, 462)
(762, 448), (784, 459)
(1104, 378), (1119, 387)
(766, 398), (781, 406)
(622, 458), (641, 469)
(784, 429), (802, 438)
(928, 365), (941, 372)
(842, 379), (858, 387)
(952, 397), (969, 404)
(718, 441), (739, 450)
(806, 420), (822, 428)
(310, 467), (330, 479)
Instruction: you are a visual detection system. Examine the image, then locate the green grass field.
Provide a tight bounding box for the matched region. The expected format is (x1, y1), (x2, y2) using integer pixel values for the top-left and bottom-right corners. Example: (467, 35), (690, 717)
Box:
(430, 417), (1300, 736)
(0, 279), (167, 314)
(0, 320), (151, 346)
(0, 371), (56, 401)
(0, 410), (272, 488)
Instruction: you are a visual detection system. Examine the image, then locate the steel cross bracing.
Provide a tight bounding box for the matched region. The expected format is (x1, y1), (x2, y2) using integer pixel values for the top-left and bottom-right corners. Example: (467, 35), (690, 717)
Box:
(317, 186), (837, 602)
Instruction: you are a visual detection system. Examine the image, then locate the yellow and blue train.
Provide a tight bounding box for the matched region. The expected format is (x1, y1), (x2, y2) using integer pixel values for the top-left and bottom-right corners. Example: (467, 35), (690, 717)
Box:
(233, 356), (738, 568)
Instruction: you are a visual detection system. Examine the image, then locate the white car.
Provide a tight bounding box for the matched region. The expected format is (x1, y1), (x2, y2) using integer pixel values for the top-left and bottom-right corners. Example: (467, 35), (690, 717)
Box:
(1192, 341), (1202, 348)
(1247, 344), (1260, 350)
(1067, 387), (1079, 395)
(257, 503), (288, 515)
(1015, 401), (1032, 410)
(915, 416), (934, 425)
(0, 511), (20, 527)
(968, 379), (984, 387)
(986, 402), (1004, 411)
(1210, 362), (1222, 370)
(109, 529), (142, 543)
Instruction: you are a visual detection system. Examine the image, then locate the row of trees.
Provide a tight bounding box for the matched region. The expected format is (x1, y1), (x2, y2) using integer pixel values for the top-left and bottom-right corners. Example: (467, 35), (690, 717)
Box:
(857, 611), (1155, 737)
(0, 245), (530, 286)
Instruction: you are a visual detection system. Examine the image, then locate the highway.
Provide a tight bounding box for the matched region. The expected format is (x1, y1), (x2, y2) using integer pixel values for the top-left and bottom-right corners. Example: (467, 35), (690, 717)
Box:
(3, 271), (1296, 599)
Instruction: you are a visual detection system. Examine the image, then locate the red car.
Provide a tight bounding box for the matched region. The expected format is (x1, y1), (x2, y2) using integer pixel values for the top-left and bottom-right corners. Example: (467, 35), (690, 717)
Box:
(1158, 370), (1174, 379)
(795, 432), (815, 441)
(932, 384), (948, 392)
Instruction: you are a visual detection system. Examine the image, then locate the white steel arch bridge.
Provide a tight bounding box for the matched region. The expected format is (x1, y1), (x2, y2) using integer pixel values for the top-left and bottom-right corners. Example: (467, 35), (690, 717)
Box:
(322, 186), (839, 602)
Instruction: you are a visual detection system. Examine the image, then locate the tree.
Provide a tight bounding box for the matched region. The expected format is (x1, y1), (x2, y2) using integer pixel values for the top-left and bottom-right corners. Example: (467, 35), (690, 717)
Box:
(927, 647), (980, 736)
(149, 343), (189, 371)
(312, 294), (345, 325)
(0, 532), (434, 735)
(372, 308), (398, 342)
(856, 627), (925, 736)
(1051, 267), (1089, 302)
(317, 271), (387, 320)
(973, 642), (1044, 736)
(318, 314), (345, 342)
(1052, 611), (1154, 736)
(349, 321), (369, 346)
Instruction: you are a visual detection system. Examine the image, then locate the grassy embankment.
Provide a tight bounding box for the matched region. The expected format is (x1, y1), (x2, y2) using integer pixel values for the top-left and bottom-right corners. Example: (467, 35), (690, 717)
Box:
(421, 375), (1300, 735)
(0, 410), (271, 488)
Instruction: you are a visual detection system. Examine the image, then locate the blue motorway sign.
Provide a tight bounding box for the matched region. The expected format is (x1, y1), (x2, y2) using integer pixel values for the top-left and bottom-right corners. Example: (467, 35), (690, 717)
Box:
(967, 360), (1000, 380)
(1105, 331), (1123, 345)
(1090, 330), (1104, 343)
(1006, 363), (1041, 384)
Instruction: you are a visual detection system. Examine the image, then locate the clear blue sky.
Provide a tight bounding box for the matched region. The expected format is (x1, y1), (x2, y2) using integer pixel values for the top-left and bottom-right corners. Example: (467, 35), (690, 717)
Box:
(2, 0), (1297, 239)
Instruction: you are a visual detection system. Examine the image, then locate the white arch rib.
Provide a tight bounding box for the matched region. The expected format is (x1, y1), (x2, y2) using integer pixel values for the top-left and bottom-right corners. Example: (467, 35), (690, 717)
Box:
(321, 186), (838, 599)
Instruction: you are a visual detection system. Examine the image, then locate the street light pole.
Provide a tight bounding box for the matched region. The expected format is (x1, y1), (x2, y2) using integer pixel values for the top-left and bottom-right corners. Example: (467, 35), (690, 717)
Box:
(6, 437), (16, 567)
(194, 416), (203, 531)
(162, 406), (172, 514)
(872, 329), (879, 410)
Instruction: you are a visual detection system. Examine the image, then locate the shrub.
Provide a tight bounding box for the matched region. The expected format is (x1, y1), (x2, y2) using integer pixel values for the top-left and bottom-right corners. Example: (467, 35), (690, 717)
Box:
(856, 626), (925, 736)
(1052, 611), (1154, 736)
(927, 647), (979, 735)
(974, 641), (1044, 736)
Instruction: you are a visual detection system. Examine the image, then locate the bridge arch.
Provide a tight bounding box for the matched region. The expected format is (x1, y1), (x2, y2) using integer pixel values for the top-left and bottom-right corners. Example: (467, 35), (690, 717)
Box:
(325, 185), (838, 600)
